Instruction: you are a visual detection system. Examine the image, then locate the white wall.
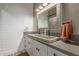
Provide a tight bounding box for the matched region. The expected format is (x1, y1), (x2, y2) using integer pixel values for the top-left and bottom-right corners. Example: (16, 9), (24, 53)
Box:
(0, 3), (33, 55)
(62, 3), (79, 35)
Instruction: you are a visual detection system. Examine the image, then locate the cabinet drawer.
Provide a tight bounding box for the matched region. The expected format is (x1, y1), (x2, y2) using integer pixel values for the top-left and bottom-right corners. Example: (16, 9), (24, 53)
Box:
(48, 47), (55, 56)
(54, 49), (68, 56)
(32, 40), (48, 56)
(48, 47), (68, 56)
(24, 36), (33, 55)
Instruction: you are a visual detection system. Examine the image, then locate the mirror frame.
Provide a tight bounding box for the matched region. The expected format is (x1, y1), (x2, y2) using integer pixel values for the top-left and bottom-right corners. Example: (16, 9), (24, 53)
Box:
(36, 3), (62, 34)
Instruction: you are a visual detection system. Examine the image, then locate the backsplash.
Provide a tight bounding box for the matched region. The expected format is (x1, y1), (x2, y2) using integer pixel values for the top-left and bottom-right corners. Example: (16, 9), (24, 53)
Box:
(49, 32), (60, 37)
(38, 28), (48, 34)
(37, 28), (60, 37)
(71, 35), (79, 41)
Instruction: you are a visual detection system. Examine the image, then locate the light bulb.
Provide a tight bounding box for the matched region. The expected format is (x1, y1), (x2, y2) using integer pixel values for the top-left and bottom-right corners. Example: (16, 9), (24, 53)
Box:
(43, 3), (48, 7)
(39, 6), (43, 9)
(36, 9), (39, 12)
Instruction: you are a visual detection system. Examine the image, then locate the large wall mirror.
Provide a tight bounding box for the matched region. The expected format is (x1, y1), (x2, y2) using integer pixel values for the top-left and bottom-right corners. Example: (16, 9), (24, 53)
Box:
(36, 3), (62, 34)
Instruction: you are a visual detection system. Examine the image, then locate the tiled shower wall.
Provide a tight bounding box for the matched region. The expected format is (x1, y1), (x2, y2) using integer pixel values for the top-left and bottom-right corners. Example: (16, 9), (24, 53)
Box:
(0, 3), (33, 55)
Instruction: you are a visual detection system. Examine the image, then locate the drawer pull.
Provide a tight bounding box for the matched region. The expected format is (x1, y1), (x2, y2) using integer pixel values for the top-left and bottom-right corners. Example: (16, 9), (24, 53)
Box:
(36, 48), (40, 52)
(54, 53), (56, 56)
(28, 42), (30, 44)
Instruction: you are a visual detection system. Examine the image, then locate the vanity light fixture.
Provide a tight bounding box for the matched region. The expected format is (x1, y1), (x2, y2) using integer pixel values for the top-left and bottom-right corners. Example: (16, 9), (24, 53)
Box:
(38, 6), (43, 9)
(43, 3), (48, 7)
(36, 9), (39, 12)
(36, 3), (50, 13)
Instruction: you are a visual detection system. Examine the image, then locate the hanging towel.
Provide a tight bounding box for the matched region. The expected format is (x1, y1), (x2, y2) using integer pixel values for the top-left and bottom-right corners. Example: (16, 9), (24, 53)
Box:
(61, 24), (66, 38)
(66, 20), (73, 38)
(61, 20), (73, 41)
(65, 23), (70, 39)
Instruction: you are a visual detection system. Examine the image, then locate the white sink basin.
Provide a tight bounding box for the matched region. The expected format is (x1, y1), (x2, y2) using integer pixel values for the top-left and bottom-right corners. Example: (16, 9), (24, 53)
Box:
(31, 34), (60, 43)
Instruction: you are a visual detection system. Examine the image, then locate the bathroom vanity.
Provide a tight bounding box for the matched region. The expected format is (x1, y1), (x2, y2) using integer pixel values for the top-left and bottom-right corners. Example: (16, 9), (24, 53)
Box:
(26, 34), (68, 56)
(24, 33), (79, 56)
(23, 3), (79, 56)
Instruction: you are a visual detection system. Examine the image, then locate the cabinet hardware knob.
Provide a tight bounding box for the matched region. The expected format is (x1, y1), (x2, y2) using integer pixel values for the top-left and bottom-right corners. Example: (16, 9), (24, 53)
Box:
(54, 53), (56, 56)
(36, 48), (40, 52)
(28, 42), (30, 44)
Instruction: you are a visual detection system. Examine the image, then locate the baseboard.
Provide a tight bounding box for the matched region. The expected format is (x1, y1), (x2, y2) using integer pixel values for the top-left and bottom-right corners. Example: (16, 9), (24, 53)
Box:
(0, 49), (27, 56)
(0, 48), (17, 56)
(8, 50), (26, 56)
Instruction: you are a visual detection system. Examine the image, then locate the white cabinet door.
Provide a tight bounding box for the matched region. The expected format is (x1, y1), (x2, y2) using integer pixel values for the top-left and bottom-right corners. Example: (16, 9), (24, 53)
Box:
(24, 35), (33, 55)
(31, 44), (39, 56)
(48, 47), (68, 56)
(47, 47), (54, 56)
(31, 40), (39, 56)
(32, 40), (48, 56)
(54, 49), (68, 56)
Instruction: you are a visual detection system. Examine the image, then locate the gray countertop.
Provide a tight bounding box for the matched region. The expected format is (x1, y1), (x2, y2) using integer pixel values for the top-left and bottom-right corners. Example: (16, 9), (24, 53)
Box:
(25, 33), (79, 56)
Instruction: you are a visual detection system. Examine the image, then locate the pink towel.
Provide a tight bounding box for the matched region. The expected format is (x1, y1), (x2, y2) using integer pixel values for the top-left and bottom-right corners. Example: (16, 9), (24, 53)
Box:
(61, 24), (66, 38)
(61, 20), (73, 41)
